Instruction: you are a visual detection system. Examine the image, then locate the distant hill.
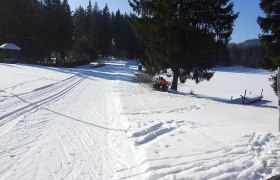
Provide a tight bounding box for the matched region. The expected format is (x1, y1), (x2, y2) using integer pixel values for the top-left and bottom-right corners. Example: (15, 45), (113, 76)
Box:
(239, 39), (261, 47)
(229, 39), (261, 47)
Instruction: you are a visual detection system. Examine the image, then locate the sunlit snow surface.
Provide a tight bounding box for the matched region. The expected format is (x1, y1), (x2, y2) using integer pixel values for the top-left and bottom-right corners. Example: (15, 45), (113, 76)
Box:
(0, 60), (279, 180)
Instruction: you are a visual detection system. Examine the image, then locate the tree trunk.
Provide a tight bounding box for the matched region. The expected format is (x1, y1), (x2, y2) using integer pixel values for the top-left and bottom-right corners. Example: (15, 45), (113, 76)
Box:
(171, 67), (179, 91)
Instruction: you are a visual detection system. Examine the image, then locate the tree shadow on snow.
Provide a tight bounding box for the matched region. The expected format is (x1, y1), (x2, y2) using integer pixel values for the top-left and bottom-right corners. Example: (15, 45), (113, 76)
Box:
(44, 107), (127, 132)
(17, 61), (137, 83)
(168, 90), (277, 109)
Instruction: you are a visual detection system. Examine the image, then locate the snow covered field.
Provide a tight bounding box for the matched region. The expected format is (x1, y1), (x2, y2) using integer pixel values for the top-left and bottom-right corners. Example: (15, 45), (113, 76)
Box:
(0, 60), (279, 180)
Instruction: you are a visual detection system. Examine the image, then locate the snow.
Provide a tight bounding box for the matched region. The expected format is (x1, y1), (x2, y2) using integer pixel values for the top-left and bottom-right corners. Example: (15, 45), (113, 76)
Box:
(0, 60), (280, 180)
(0, 43), (21, 51)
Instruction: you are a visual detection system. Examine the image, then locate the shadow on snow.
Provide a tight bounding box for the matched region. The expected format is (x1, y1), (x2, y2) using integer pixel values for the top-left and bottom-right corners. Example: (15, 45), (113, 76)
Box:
(2, 62), (276, 109)
(169, 90), (277, 109)
(16, 60), (137, 83)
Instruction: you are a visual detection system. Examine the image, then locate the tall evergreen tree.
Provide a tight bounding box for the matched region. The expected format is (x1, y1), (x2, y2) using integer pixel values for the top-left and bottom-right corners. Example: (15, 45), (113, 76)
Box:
(72, 6), (91, 62)
(258, 0), (280, 93)
(88, 2), (100, 58)
(99, 4), (112, 56)
(42, 0), (73, 64)
(129, 0), (238, 90)
(61, 0), (73, 62)
(112, 10), (123, 57)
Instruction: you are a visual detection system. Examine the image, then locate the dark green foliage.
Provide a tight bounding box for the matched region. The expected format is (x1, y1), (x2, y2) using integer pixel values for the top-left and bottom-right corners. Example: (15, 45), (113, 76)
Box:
(0, 1), (142, 66)
(71, 2), (143, 61)
(269, 74), (277, 95)
(0, 0), (47, 62)
(0, 0), (73, 64)
(111, 11), (143, 58)
(42, 0), (73, 64)
(258, 0), (280, 94)
(99, 4), (112, 56)
(72, 6), (92, 61)
(216, 43), (268, 68)
(129, 0), (238, 90)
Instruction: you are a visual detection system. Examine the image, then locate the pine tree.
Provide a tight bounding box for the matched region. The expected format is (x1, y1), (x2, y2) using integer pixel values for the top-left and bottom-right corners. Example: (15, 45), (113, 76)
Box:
(112, 10), (122, 57)
(258, 0), (280, 94)
(129, 0), (238, 90)
(99, 4), (112, 56)
(42, 0), (73, 64)
(88, 2), (100, 58)
(72, 6), (91, 62)
(61, 0), (73, 63)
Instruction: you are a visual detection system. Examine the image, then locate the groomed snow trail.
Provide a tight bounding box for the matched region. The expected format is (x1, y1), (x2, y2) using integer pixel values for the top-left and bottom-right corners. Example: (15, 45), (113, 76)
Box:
(0, 61), (135, 180)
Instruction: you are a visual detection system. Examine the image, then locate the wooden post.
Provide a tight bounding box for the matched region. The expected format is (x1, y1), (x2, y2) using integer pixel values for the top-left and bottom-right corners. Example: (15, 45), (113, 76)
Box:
(242, 89), (247, 104)
(278, 68), (280, 132)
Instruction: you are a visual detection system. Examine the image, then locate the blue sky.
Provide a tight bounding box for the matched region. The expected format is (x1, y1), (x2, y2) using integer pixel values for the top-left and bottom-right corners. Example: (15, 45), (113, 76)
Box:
(68, 0), (264, 43)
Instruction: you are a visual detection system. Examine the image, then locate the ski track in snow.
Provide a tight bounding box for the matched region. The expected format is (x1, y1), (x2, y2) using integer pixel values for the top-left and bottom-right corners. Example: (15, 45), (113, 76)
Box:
(0, 61), (136, 180)
(0, 74), (86, 130)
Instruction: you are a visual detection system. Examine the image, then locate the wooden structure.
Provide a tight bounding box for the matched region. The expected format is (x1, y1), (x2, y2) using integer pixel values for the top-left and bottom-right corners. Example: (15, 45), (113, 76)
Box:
(240, 89), (263, 105)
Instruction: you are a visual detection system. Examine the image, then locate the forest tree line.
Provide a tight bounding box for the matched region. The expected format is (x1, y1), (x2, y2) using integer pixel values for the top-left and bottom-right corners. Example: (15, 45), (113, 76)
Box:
(217, 40), (267, 68)
(0, 0), (142, 66)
